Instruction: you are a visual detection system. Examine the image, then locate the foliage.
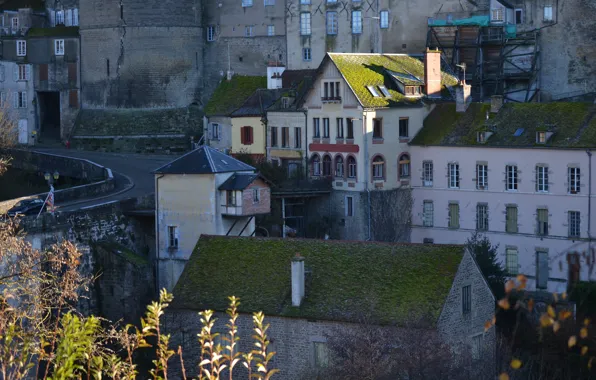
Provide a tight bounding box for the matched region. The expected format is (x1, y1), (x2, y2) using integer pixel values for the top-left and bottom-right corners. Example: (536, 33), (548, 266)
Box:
(232, 150), (288, 185)
(466, 232), (506, 299)
(570, 281), (596, 318)
(0, 101), (17, 175)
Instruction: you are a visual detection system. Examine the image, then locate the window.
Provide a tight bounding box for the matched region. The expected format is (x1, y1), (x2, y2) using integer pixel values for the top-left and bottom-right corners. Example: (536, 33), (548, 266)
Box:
(271, 126), (278, 147)
(70, 9), (79, 26)
(301, 0), (310, 3)
(207, 26), (215, 41)
(16, 40), (26, 57)
(544, 6), (553, 21)
(295, 127), (302, 148)
(346, 118), (354, 139)
(380, 10), (389, 28)
(536, 250), (549, 289)
(423, 161), (433, 187)
(245, 25), (254, 37)
(536, 131), (546, 143)
(324, 81), (340, 100)
(506, 248), (518, 275)
(54, 39), (65, 56)
(13, 92), (27, 108)
(55, 10), (65, 24)
(323, 118), (330, 138)
(491, 8), (504, 22)
(398, 118), (409, 138)
(300, 13), (311, 35)
(476, 164), (488, 190)
(326, 12), (338, 35)
(462, 285), (471, 314)
(303, 48), (311, 61)
(0, 65), (4, 82)
(568, 167), (580, 194)
(313, 118), (320, 138)
(535, 166), (549, 192)
(515, 9), (524, 24)
(264, 0), (275, 5)
(405, 86), (422, 96)
(569, 211), (580, 238)
(336, 118), (344, 138)
(372, 156), (384, 180)
(346, 196), (353, 217)
(423, 201), (434, 227)
(253, 188), (260, 203)
(227, 191), (237, 206)
(506, 165), (518, 191)
(399, 154), (410, 178)
(335, 156), (344, 177)
(17, 65), (29, 81)
(352, 11), (362, 34)
(372, 118), (382, 139)
(537, 208), (549, 236)
(476, 204), (488, 231)
(11, 17), (18, 29)
(348, 156), (356, 178)
(506, 206), (518, 233)
(282, 127), (289, 148)
(322, 155), (332, 176)
(0, 92), (6, 105)
(471, 334), (483, 360)
(312, 155), (321, 176)
(378, 85), (391, 97)
(167, 226), (179, 249)
(367, 85), (380, 97)
(448, 163), (459, 189)
(449, 203), (459, 229)
(314, 342), (329, 368)
(241, 126), (253, 145)
(267, 25), (275, 36)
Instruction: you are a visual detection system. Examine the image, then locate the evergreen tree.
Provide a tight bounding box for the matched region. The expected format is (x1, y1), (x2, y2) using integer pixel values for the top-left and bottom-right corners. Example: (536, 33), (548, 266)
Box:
(465, 232), (506, 299)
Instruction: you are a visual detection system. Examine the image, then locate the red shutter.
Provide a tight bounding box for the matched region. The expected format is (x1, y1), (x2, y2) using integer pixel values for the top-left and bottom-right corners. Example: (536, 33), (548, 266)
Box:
(240, 126), (245, 144)
(248, 127), (253, 145)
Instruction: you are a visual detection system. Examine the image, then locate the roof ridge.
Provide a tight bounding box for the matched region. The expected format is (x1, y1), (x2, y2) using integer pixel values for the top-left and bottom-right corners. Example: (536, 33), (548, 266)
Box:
(153, 146), (204, 173)
(204, 146), (216, 171)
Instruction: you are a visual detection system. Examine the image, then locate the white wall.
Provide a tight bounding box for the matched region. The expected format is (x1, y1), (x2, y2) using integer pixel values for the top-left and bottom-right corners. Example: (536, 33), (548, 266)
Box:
(0, 60), (35, 145)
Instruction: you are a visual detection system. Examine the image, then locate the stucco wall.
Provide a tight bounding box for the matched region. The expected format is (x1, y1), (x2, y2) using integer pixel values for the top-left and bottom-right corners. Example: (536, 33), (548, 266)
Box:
(205, 116), (233, 152)
(0, 61), (35, 145)
(232, 116), (266, 155)
(266, 111), (306, 162)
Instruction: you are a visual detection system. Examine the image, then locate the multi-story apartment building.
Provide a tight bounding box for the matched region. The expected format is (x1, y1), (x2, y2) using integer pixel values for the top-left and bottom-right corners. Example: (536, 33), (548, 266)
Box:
(409, 99), (596, 292)
(302, 50), (458, 240)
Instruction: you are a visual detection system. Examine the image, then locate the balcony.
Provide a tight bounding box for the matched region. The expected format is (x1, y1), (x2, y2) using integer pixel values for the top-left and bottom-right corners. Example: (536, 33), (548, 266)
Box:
(321, 96), (342, 104)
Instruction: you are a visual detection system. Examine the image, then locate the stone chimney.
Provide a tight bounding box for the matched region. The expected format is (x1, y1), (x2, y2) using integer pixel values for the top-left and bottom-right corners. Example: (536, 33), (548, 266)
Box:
(456, 82), (472, 112)
(291, 253), (305, 307)
(424, 48), (442, 98)
(491, 95), (503, 113)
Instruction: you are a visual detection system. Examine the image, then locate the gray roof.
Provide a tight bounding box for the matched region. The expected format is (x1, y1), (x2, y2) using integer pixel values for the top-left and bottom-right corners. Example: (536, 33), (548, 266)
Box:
(218, 173), (259, 190)
(154, 146), (255, 174)
(231, 89), (285, 117)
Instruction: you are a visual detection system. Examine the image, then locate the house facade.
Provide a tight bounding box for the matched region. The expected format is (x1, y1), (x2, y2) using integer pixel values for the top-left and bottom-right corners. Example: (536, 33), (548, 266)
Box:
(153, 146), (271, 291)
(0, 60), (35, 144)
(166, 235), (495, 379)
(410, 101), (596, 292)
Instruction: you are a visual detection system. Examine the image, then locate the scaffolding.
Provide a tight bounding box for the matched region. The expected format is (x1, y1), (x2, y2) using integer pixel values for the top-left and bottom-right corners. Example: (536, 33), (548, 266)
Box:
(427, 15), (540, 102)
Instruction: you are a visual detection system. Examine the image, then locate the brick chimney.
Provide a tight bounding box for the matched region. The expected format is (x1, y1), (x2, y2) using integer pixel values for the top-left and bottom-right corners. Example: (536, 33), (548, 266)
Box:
(291, 253), (305, 307)
(456, 82), (472, 112)
(490, 95), (503, 113)
(424, 48), (442, 98)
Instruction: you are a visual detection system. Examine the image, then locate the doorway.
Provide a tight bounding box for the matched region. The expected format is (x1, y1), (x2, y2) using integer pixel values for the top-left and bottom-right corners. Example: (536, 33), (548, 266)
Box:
(38, 91), (61, 140)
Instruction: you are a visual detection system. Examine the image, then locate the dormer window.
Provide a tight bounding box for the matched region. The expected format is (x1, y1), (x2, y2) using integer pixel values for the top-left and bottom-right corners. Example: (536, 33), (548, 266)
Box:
(281, 97), (290, 109)
(366, 85), (380, 97)
(378, 85), (391, 98)
(477, 131), (493, 143)
(405, 86), (422, 97)
(323, 81), (341, 102)
(536, 131), (546, 143)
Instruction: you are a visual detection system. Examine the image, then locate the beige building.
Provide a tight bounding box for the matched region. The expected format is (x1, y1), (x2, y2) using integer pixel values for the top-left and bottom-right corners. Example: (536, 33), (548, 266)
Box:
(153, 146), (271, 291)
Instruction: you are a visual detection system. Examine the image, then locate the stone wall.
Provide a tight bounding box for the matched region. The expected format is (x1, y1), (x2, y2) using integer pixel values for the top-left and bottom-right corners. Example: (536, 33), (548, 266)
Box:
(6, 148), (107, 180)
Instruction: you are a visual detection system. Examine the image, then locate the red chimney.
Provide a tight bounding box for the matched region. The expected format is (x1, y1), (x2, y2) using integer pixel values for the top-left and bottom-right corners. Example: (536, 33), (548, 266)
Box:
(424, 48), (442, 98)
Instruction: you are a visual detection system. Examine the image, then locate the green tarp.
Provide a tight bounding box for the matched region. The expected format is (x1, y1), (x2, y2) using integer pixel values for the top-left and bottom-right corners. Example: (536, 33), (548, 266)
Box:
(429, 15), (490, 26)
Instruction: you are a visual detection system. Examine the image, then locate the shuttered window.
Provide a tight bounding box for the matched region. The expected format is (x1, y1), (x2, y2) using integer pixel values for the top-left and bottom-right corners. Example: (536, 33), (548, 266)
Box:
(506, 248), (518, 275)
(476, 204), (488, 231)
(536, 251), (549, 289)
(537, 208), (548, 236)
(423, 201), (433, 227)
(448, 203), (459, 229)
(506, 205), (518, 233)
(241, 126), (253, 145)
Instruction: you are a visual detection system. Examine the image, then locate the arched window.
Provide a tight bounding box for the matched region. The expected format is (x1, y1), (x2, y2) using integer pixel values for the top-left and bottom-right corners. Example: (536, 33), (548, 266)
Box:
(323, 155), (332, 176)
(335, 155), (344, 178)
(347, 156), (357, 178)
(372, 155), (385, 180)
(311, 154), (321, 176)
(399, 153), (410, 178)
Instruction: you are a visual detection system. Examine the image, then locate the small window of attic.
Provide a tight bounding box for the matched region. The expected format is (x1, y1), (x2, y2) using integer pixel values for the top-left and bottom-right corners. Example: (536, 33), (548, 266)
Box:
(366, 85), (380, 97)
(378, 85), (391, 98)
(536, 131), (546, 144)
(477, 131), (493, 143)
(405, 86), (422, 97)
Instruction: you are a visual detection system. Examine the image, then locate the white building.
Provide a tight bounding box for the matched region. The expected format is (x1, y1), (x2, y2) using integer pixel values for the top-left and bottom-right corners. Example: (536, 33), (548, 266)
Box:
(0, 60), (34, 145)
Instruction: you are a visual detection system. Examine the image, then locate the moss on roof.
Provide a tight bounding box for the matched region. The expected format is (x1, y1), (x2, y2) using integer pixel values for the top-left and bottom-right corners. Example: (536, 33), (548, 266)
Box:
(204, 75), (267, 117)
(27, 26), (80, 37)
(328, 53), (458, 108)
(411, 102), (596, 148)
(172, 235), (464, 326)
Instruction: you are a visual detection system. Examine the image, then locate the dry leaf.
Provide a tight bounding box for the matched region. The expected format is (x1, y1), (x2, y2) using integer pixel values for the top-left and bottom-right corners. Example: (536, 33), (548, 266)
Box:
(505, 280), (515, 293)
(553, 321), (561, 333)
(540, 314), (554, 327)
(585, 318), (591, 327)
(562, 291), (567, 300)
(511, 359), (522, 369)
(569, 335), (577, 348)
(559, 310), (572, 321)
(484, 320), (492, 332)
(547, 305), (556, 318)
(498, 298), (511, 310)
(582, 346), (589, 356)
(581, 328), (588, 339)
(492, 316), (497, 325)
(499, 373), (510, 380)
(553, 292), (559, 302)
(528, 298), (534, 312)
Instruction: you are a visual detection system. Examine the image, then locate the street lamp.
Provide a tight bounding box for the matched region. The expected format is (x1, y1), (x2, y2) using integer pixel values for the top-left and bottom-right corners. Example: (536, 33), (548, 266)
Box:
(43, 171), (60, 185)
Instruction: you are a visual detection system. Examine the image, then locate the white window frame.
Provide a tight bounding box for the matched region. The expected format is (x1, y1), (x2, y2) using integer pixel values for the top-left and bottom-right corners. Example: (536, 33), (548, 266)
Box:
(14, 91), (27, 108)
(312, 157), (321, 176)
(506, 248), (518, 275)
(16, 40), (26, 57)
(544, 6), (553, 21)
(568, 167), (580, 194)
(211, 123), (220, 140)
(515, 8), (524, 24)
(264, 0), (275, 5)
(348, 157), (356, 178)
(506, 165), (518, 191)
(380, 10), (389, 28)
(326, 11), (338, 35)
(303, 47), (311, 61)
(491, 8), (504, 22)
(242, 0), (253, 7)
(245, 25), (254, 37)
(300, 13), (312, 36)
(207, 26), (215, 42)
(352, 11), (362, 34)
(535, 165), (549, 192)
(335, 157), (344, 177)
(11, 17), (19, 30)
(54, 39), (65, 56)
(267, 25), (275, 36)
(448, 163), (459, 189)
(476, 164), (488, 190)
(476, 203), (489, 231)
(372, 158), (384, 179)
(253, 188), (260, 203)
(55, 10), (65, 25)
(423, 161), (433, 187)
(345, 196), (353, 217)
(18, 64), (29, 81)
(167, 226), (179, 249)
(569, 211), (580, 238)
(423, 201), (434, 227)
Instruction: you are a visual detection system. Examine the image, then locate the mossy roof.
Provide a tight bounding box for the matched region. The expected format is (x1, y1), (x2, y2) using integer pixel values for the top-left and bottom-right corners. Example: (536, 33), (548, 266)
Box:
(27, 26), (80, 37)
(204, 75), (267, 117)
(410, 102), (596, 148)
(326, 53), (458, 109)
(172, 235), (464, 326)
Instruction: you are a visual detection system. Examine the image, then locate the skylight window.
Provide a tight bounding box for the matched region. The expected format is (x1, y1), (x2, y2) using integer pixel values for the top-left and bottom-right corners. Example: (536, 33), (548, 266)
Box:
(513, 128), (524, 137)
(378, 85), (391, 98)
(366, 85), (380, 97)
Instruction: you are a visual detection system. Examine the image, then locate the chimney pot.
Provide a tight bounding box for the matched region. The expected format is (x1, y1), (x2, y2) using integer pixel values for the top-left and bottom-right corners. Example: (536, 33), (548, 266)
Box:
(291, 254), (305, 307)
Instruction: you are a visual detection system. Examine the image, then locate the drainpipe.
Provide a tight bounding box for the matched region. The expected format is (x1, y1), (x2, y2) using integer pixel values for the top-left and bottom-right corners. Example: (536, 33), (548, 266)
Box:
(303, 109), (308, 177)
(154, 174), (164, 294)
(362, 113), (371, 241)
(587, 150), (592, 251)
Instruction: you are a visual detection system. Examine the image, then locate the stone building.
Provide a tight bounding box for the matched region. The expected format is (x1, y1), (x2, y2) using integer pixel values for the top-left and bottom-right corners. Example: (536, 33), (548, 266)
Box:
(153, 146), (271, 291)
(409, 99), (596, 292)
(166, 235), (496, 379)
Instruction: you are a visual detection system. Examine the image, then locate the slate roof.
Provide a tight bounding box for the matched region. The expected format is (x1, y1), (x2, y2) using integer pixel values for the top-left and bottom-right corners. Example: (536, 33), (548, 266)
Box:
(231, 88), (285, 117)
(172, 235), (465, 326)
(410, 102), (596, 148)
(154, 146), (255, 174)
(282, 69), (316, 88)
(326, 53), (458, 108)
(268, 70), (316, 112)
(218, 173), (259, 190)
(204, 75), (267, 117)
